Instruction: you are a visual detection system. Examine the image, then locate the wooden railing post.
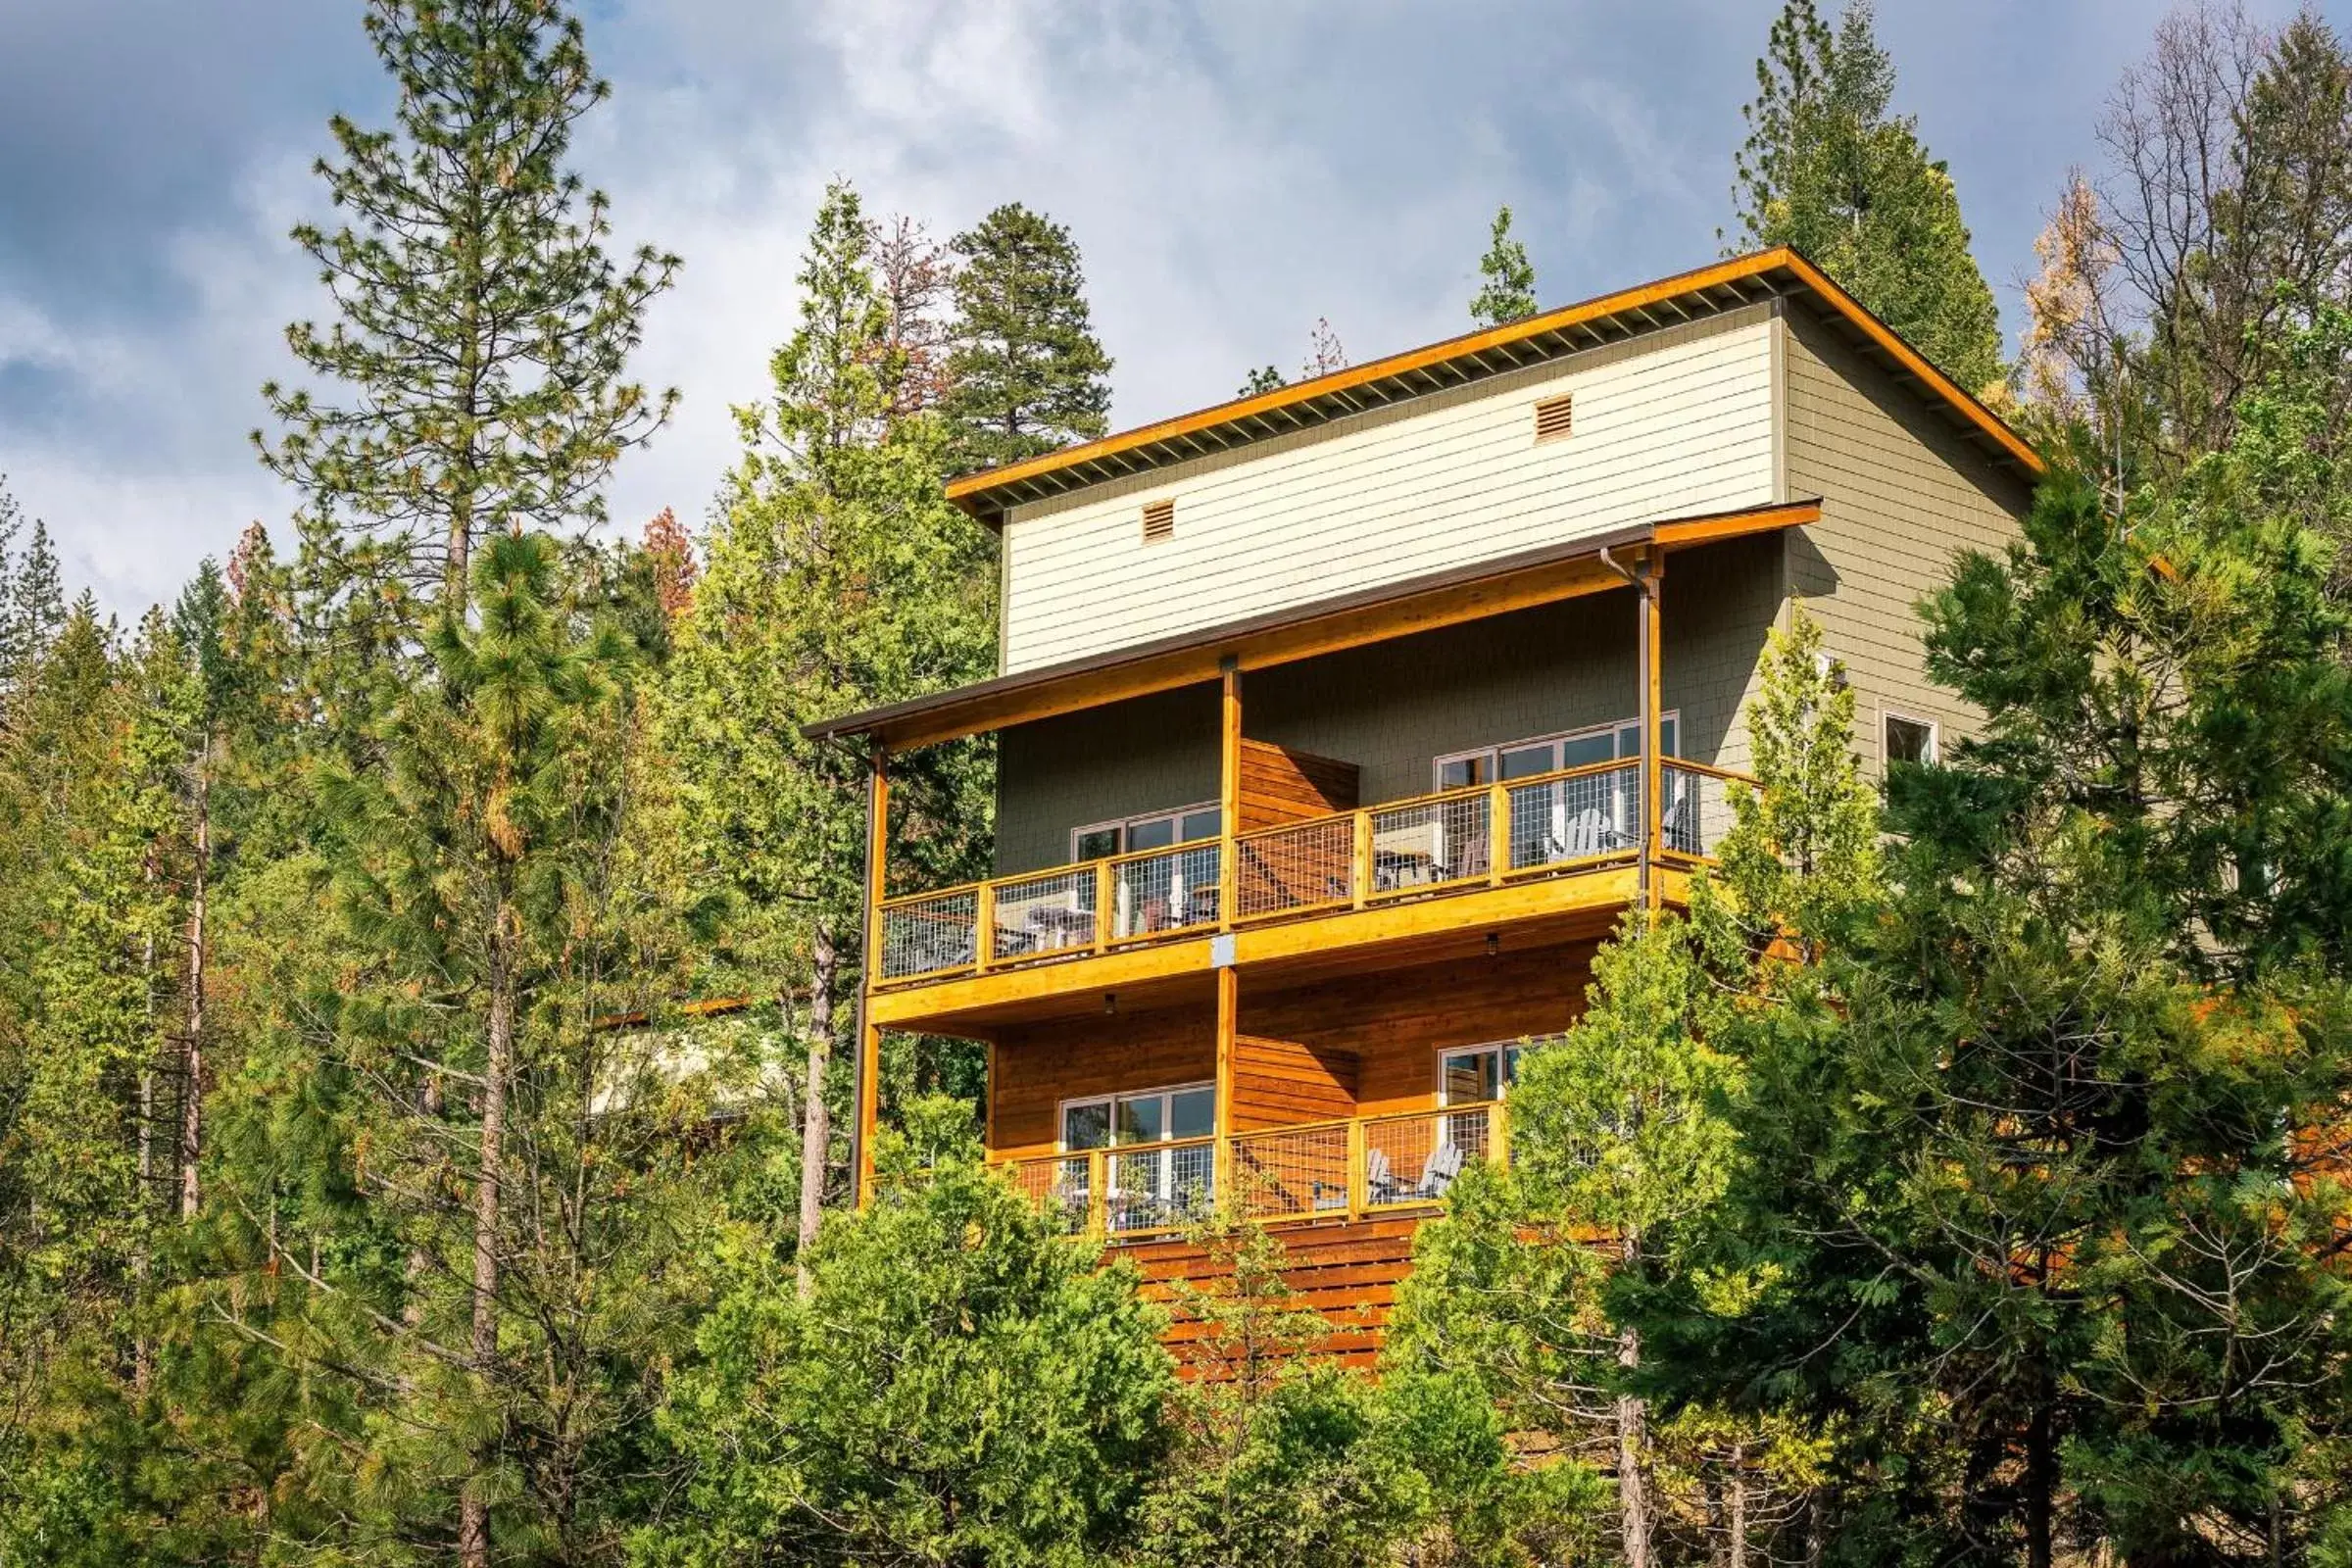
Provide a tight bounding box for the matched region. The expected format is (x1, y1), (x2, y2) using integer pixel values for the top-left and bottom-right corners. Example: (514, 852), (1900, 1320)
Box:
(1088, 1149), (1107, 1238)
(1351, 810), (1373, 909)
(1488, 779), (1509, 885)
(972, 881), (996, 975)
(1491, 1100), (1510, 1171)
(1347, 1117), (1367, 1221)
(1219, 661), (1241, 932)
(1093, 860), (1113, 953)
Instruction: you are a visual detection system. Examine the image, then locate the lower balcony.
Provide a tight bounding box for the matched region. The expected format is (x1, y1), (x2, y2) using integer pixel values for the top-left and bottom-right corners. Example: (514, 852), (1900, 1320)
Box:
(992, 1101), (1509, 1241)
(873, 760), (1749, 998)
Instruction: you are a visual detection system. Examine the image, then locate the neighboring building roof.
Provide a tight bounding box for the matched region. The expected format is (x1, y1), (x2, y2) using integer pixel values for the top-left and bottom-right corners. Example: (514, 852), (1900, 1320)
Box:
(945, 246), (2040, 528)
(805, 499), (1820, 752)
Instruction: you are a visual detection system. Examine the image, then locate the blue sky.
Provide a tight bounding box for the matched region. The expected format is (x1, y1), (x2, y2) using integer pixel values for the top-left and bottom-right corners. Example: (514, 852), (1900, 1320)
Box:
(2, 0), (2340, 614)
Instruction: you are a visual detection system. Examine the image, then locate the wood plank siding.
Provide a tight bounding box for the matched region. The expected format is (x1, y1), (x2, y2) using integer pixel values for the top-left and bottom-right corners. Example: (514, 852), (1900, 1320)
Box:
(1237, 738), (1359, 831)
(998, 307), (1779, 673)
(1132, 1216), (1423, 1372)
(1779, 309), (2034, 773)
(985, 942), (1596, 1158)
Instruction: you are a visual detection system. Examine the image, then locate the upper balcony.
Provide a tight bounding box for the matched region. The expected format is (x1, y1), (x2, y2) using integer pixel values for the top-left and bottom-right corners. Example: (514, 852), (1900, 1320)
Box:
(809, 503), (1811, 1038)
(873, 755), (1746, 993)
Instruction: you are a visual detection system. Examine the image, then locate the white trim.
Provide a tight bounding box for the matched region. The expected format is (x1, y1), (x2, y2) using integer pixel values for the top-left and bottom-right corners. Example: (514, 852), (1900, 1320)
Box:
(1432, 710), (1681, 792)
(1881, 709), (1939, 767)
(1433, 1040), (1524, 1106)
(1068, 800), (1220, 862)
(1055, 1080), (1216, 1152)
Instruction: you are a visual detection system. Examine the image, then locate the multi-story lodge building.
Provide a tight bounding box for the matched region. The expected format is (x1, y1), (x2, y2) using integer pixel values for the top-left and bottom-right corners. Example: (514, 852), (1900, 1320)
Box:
(807, 248), (2040, 1358)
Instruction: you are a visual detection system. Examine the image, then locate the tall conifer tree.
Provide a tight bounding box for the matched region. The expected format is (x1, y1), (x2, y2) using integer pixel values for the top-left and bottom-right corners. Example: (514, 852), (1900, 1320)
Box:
(1733, 0), (2004, 394)
(1470, 205), (1539, 327)
(944, 202), (1113, 470)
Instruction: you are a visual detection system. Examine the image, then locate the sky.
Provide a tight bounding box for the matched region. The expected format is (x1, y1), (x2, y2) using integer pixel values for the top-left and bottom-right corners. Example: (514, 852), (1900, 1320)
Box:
(2, 0), (2344, 617)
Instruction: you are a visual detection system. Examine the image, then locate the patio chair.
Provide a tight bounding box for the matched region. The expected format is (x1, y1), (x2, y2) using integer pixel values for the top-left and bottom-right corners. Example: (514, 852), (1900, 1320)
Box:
(1363, 1145), (1404, 1204)
(1560, 807), (1612, 858)
(1413, 1140), (1466, 1200)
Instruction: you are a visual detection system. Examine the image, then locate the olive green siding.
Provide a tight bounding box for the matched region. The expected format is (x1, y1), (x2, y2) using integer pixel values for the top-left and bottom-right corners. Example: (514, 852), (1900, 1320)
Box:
(994, 685), (1220, 876)
(1780, 309), (2033, 773)
(990, 535), (1782, 876)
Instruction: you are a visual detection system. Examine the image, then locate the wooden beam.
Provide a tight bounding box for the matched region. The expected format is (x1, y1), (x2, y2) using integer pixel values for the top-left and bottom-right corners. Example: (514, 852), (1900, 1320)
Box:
(1214, 965), (1238, 1198)
(1219, 662), (1241, 932)
(856, 754), (890, 1206)
(1641, 556), (1664, 910)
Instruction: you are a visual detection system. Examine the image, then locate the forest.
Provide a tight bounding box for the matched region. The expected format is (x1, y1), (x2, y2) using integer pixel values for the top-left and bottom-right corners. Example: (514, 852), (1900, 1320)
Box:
(5, 1), (2352, 1564)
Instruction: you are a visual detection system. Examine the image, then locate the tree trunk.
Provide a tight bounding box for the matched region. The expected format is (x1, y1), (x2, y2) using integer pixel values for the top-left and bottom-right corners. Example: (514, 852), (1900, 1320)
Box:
(1617, 1319), (1652, 1568)
(178, 760), (209, 1220)
(1728, 1442), (1748, 1568)
(796, 922), (836, 1296)
(458, 930), (514, 1568)
(2027, 1372), (2055, 1568)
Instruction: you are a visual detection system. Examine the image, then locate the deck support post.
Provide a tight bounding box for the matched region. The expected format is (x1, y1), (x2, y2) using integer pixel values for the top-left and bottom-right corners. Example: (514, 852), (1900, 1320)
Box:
(1213, 964), (1238, 1205)
(1219, 659), (1241, 930)
(1637, 551), (1665, 911)
(854, 751), (889, 1208)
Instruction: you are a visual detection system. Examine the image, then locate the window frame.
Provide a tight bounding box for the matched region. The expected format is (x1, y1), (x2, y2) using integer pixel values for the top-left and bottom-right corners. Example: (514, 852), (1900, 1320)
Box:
(1432, 710), (1681, 793)
(1434, 1041), (1524, 1107)
(1057, 1081), (1217, 1152)
(1069, 801), (1221, 863)
(1882, 710), (1940, 768)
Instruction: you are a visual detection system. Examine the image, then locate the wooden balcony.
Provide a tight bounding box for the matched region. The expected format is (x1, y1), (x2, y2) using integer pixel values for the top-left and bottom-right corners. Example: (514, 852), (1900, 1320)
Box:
(870, 760), (1750, 1000)
(990, 1100), (1510, 1242)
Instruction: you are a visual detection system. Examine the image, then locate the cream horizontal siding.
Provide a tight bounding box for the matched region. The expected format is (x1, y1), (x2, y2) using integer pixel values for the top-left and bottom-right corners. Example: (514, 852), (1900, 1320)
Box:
(1000, 307), (1779, 673)
(1781, 310), (2034, 772)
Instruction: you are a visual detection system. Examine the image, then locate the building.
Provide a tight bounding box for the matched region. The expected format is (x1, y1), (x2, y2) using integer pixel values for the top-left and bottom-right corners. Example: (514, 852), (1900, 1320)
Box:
(805, 247), (2039, 1360)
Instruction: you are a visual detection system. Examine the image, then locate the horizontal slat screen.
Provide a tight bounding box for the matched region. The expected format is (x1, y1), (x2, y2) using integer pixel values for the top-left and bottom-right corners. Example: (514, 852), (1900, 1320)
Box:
(1141, 498), (1176, 542)
(1533, 392), (1574, 442)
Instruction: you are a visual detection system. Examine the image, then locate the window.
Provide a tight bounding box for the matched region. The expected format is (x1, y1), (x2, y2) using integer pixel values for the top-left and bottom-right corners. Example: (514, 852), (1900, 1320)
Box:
(1058, 1083), (1215, 1150)
(1534, 392), (1574, 442)
(1071, 803), (1221, 862)
(1434, 712), (1678, 791)
(1141, 498), (1176, 543)
(1884, 711), (1938, 766)
(1438, 1042), (1523, 1105)
(1060, 1082), (1218, 1234)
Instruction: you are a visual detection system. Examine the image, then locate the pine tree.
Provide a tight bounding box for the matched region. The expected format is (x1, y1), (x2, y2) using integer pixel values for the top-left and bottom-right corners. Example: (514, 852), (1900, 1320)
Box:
(663, 180), (996, 1274)
(256, 0), (680, 607)
(1469, 204), (1539, 327)
(943, 202), (1113, 470)
(1733, 0), (2004, 395)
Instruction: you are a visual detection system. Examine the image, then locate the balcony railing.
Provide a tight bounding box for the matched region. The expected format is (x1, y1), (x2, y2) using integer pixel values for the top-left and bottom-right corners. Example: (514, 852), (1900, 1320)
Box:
(991, 1102), (1508, 1240)
(873, 760), (1756, 985)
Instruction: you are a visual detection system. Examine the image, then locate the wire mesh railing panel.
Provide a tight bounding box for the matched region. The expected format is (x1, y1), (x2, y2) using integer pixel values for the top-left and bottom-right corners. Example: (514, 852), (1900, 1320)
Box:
(1362, 1104), (1493, 1209)
(1505, 762), (1642, 871)
(1234, 816), (1356, 921)
(1229, 1121), (1351, 1221)
(1105, 1140), (1216, 1236)
(1109, 844), (1221, 942)
(1368, 790), (1492, 894)
(878, 889), (979, 980)
(997, 1154), (1093, 1235)
(990, 868), (1098, 963)
(1661, 765), (1741, 859)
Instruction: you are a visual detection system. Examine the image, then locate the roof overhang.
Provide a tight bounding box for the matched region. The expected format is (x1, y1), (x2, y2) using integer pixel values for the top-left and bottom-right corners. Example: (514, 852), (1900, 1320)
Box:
(805, 498), (1820, 753)
(943, 247), (2041, 529)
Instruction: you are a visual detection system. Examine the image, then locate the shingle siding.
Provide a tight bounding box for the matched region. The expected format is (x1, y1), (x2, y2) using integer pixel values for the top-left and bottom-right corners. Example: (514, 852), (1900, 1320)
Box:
(1780, 310), (2033, 773)
(999, 307), (1780, 674)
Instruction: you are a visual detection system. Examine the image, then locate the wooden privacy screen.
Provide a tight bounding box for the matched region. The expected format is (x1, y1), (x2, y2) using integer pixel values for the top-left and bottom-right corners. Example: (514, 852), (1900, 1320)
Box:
(1229, 1034), (1358, 1131)
(1237, 739), (1358, 831)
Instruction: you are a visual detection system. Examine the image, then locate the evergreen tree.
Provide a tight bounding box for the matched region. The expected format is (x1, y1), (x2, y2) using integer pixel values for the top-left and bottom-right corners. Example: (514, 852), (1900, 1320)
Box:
(1733, 0), (2005, 394)
(1238, 364), (1287, 397)
(257, 0), (680, 606)
(944, 202), (1113, 470)
(663, 181), (997, 1269)
(646, 1098), (1175, 1568)
(1469, 204), (1539, 327)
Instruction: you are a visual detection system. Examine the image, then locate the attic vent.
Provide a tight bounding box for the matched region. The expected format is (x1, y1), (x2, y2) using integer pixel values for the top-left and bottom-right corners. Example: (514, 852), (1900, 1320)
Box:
(1141, 498), (1176, 543)
(1533, 392), (1575, 443)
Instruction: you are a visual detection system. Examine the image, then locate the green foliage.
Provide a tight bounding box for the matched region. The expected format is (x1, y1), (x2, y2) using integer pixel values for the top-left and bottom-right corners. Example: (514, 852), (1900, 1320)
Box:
(647, 1097), (1174, 1568)
(1733, 0), (2003, 394)
(1237, 364), (1287, 397)
(256, 0), (680, 602)
(1469, 205), (1539, 328)
(944, 203), (1114, 471)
